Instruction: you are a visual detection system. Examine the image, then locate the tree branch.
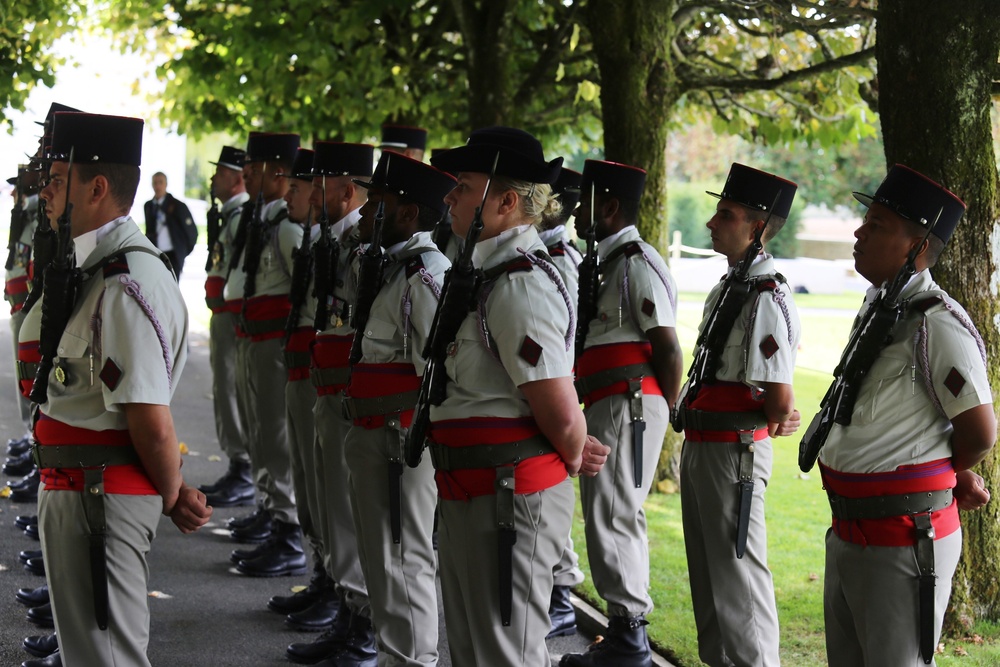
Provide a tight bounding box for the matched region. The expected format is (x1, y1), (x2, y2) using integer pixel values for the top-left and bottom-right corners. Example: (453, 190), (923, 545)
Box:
(686, 45), (874, 92)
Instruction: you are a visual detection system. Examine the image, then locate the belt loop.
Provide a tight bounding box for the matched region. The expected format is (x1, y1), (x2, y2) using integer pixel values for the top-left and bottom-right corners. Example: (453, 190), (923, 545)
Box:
(495, 466), (516, 627)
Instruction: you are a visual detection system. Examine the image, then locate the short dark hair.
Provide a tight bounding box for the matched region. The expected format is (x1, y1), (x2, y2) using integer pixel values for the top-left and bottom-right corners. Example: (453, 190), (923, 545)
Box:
(401, 197), (442, 232)
(595, 192), (640, 225)
(77, 163), (141, 210)
(739, 203), (787, 244)
(901, 218), (946, 267)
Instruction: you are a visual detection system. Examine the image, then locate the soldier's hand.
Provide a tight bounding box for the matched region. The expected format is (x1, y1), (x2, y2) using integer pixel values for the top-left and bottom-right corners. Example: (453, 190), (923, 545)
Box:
(769, 409), (801, 438)
(955, 470), (990, 511)
(170, 485), (214, 534)
(573, 435), (610, 478)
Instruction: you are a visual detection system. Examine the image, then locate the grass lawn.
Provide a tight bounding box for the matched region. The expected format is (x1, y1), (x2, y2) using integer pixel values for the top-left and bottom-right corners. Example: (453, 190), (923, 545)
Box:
(571, 291), (1000, 666)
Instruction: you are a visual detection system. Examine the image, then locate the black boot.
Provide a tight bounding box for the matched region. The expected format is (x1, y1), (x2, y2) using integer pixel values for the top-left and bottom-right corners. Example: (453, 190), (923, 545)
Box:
(7, 433), (31, 456)
(3, 450), (35, 477)
(16, 584), (49, 607)
(314, 612), (377, 667)
(23, 633), (58, 658)
(24, 556), (45, 577)
(227, 505), (265, 530)
(286, 601), (350, 665)
(559, 615), (653, 667)
(269, 560), (327, 615)
(237, 520), (307, 577)
(285, 580), (340, 631)
(230, 508), (273, 543)
(26, 603), (54, 629)
(230, 536), (277, 564)
(10, 467), (39, 491)
(547, 585), (578, 638)
(204, 459), (255, 507)
(14, 514), (37, 530)
(22, 648), (61, 667)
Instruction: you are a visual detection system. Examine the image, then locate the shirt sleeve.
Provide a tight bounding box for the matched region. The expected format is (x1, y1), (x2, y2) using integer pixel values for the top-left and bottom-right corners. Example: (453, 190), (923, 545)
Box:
(488, 270), (572, 386)
(625, 251), (677, 332)
(925, 305), (993, 419)
(743, 289), (798, 386)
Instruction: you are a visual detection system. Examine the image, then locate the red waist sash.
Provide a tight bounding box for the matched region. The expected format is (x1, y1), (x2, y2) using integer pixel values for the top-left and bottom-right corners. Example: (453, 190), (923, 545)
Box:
(244, 294), (292, 342)
(430, 417), (566, 500)
(346, 363), (420, 429)
(17, 339), (40, 398)
(285, 327), (317, 381)
(34, 414), (157, 495)
(5, 274), (30, 313)
(577, 341), (662, 407)
(685, 381), (769, 443)
(820, 458), (958, 547)
(205, 276), (226, 313)
(311, 333), (354, 395)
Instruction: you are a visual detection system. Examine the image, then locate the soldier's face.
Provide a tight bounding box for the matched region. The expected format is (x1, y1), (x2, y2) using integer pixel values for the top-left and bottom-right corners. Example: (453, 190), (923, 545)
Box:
(853, 203), (923, 286)
(573, 192), (609, 241)
(707, 199), (759, 263)
(284, 179), (313, 223)
(211, 166), (238, 194)
(40, 162), (91, 237)
(444, 172), (491, 240)
(152, 174), (167, 198)
(358, 190), (407, 246)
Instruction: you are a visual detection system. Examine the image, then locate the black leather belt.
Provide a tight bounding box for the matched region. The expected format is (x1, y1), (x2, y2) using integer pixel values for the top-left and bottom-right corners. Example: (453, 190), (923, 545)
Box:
(342, 390), (420, 420)
(677, 408), (766, 432)
(310, 366), (351, 390)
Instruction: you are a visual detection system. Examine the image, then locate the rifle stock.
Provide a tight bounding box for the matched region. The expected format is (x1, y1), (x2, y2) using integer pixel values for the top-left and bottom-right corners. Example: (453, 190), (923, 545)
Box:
(312, 178), (340, 331)
(285, 213), (314, 341)
(205, 183), (221, 271)
(349, 196), (386, 365)
(574, 184), (599, 362)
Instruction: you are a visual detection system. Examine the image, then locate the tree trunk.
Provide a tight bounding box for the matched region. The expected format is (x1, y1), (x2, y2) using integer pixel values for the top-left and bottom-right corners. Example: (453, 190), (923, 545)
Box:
(451, 0), (514, 130)
(876, 0), (1000, 633)
(584, 0), (679, 252)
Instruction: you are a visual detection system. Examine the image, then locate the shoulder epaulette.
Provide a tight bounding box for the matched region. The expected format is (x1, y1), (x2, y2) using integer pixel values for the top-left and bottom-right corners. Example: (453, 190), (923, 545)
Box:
(405, 255), (427, 279)
(102, 253), (130, 278)
(623, 241), (644, 257)
(912, 295), (943, 313)
(548, 241), (567, 257)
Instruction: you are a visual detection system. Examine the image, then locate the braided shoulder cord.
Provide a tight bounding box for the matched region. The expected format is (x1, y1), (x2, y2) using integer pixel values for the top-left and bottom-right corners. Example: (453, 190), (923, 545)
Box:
(770, 285), (795, 345)
(914, 322), (948, 419)
(118, 275), (174, 388)
(942, 300), (987, 366)
(90, 290), (106, 364)
(517, 248), (574, 351)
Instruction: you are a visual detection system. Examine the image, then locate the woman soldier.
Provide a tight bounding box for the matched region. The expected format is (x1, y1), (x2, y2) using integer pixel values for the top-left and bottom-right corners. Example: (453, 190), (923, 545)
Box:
(426, 126), (609, 666)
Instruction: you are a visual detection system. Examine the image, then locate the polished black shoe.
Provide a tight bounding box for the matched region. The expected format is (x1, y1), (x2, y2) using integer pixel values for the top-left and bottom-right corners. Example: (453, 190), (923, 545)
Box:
(286, 605), (350, 665)
(269, 560), (327, 615)
(230, 536), (276, 564)
(7, 434), (31, 456)
(10, 468), (40, 491)
(314, 612), (377, 667)
(16, 584), (49, 607)
(23, 633), (58, 658)
(559, 615), (653, 667)
(237, 520), (307, 577)
(24, 522), (40, 540)
(20, 549), (43, 564)
(285, 586), (340, 632)
(24, 556), (45, 576)
(547, 585), (578, 639)
(3, 451), (35, 478)
(10, 483), (39, 503)
(15, 514), (37, 530)
(227, 506), (265, 530)
(22, 648), (61, 667)
(230, 510), (273, 543)
(26, 603), (54, 629)
(202, 459), (255, 506)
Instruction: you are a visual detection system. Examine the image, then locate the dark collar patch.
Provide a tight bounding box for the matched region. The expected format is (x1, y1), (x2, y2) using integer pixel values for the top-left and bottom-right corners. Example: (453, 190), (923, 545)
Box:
(759, 334), (779, 359)
(100, 358), (123, 391)
(519, 336), (542, 367)
(944, 368), (966, 397)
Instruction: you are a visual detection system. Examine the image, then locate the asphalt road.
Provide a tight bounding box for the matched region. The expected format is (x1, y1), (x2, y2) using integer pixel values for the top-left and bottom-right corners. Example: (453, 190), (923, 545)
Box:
(0, 298), (611, 666)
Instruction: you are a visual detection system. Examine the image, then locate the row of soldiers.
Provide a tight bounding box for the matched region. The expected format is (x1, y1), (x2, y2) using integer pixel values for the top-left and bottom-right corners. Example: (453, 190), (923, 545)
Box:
(4, 104), (996, 667)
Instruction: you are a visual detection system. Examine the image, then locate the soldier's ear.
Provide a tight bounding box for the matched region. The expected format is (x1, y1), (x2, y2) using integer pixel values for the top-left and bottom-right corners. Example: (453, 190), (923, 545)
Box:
(87, 174), (112, 206)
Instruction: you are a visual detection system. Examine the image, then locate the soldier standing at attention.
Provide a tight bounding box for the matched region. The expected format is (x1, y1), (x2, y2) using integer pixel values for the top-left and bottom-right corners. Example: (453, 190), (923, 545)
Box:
(425, 126), (609, 667)
(803, 165), (995, 667)
(673, 164), (801, 667)
(200, 145), (254, 508)
(561, 159), (683, 667)
(285, 141), (375, 666)
(24, 111), (211, 666)
(342, 152), (456, 666)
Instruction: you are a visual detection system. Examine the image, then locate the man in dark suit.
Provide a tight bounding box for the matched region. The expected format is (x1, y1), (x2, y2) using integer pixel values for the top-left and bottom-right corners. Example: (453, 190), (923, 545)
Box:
(144, 172), (198, 279)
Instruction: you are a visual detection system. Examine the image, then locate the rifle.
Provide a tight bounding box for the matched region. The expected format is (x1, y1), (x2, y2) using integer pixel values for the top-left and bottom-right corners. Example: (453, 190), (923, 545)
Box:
(404, 153), (499, 468)
(284, 211), (315, 341)
(205, 181), (221, 271)
(574, 184), (599, 362)
(799, 209), (942, 472)
(348, 191), (387, 365)
(22, 196), (56, 315)
(240, 166), (268, 323)
(431, 209), (454, 254)
(670, 192), (780, 431)
(30, 149), (81, 404)
(312, 177), (340, 331)
(228, 201), (254, 273)
(6, 169), (27, 271)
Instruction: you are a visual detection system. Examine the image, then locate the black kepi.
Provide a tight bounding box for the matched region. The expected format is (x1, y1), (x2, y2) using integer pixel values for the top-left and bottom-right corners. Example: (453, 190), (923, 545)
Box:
(312, 142), (375, 178)
(853, 164), (965, 245)
(707, 163), (797, 219)
(354, 152), (456, 216)
(431, 126), (562, 184)
(380, 125), (428, 151)
(210, 146), (247, 172)
(245, 133), (300, 163)
(578, 160), (646, 202)
(49, 112), (143, 166)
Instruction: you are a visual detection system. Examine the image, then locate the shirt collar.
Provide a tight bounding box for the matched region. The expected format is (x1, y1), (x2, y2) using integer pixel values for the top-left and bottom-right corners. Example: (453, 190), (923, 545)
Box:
(473, 224), (532, 268)
(537, 224), (566, 244)
(597, 225), (637, 260)
(75, 216), (130, 267)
